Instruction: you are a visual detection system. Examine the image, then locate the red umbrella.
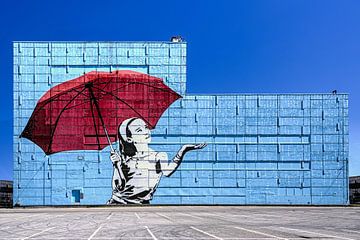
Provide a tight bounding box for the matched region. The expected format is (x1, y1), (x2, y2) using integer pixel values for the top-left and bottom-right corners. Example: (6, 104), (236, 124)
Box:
(20, 70), (181, 155)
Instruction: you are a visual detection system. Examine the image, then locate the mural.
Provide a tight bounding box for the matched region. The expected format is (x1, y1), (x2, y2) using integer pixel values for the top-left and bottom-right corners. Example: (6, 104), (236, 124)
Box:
(20, 70), (182, 154)
(108, 118), (206, 204)
(14, 42), (348, 206)
(21, 70), (206, 204)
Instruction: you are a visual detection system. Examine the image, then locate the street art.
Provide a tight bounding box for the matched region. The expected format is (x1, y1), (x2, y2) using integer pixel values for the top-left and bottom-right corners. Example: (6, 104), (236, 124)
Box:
(108, 117), (206, 204)
(21, 70), (206, 204)
(21, 70), (182, 154)
(14, 42), (349, 206)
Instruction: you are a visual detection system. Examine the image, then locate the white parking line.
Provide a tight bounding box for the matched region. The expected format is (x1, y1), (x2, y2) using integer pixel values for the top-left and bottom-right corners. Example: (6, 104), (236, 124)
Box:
(106, 212), (113, 220)
(156, 213), (172, 222)
(179, 212), (204, 220)
(343, 229), (360, 234)
(207, 212), (261, 221)
(135, 212), (141, 219)
(234, 226), (288, 240)
(145, 226), (158, 240)
(278, 226), (356, 240)
(5, 213), (46, 221)
(232, 214), (268, 220)
(88, 226), (102, 240)
(21, 227), (55, 240)
(190, 226), (223, 240)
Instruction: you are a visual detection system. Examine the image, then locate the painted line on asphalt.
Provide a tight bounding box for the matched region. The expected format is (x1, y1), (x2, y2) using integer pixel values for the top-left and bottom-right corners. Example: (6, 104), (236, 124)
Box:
(135, 212), (141, 220)
(234, 214), (270, 220)
(106, 212), (113, 220)
(145, 226), (158, 240)
(178, 212), (204, 220)
(208, 212), (262, 221)
(343, 229), (360, 234)
(21, 227), (55, 240)
(190, 226), (223, 240)
(234, 226), (288, 240)
(88, 225), (102, 240)
(11, 237), (308, 240)
(31, 213), (68, 225)
(253, 213), (282, 218)
(9, 213), (47, 221)
(162, 238), (303, 240)
(156, 213), (173, 222)
(278, 226), (356, 240)
(205, 212), (263, 223)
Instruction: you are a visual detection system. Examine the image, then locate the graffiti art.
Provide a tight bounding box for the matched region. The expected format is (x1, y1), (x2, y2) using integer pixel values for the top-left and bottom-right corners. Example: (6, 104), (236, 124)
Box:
(21, 70), (206, 204)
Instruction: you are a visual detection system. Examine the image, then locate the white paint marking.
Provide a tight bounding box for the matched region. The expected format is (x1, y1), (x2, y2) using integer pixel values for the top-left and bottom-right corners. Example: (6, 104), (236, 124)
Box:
(234, 226), (288, 240)
(145, 226), (158, 240)
(279, 226), (356, 240)
(190, 226), (223, 240)
(179, 212), (204, 220)
(344, 229), (360, 234)
(135, 212), (141, 219)
(255, 213), (281, 218)
(207, 212), (261, 221)
(88, 225), (102, 240)
(162, 238), (302, 240)
(156, 213), (172, 221)
(231, 214), (267, 220)
(21, 227), (55, 240)
(11, 213), (46, 221)
(106, 212), (113, 220)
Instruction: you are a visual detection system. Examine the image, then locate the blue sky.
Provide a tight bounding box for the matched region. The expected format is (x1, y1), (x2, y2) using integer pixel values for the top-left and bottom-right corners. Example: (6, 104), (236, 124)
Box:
(1, 0), (359, 180)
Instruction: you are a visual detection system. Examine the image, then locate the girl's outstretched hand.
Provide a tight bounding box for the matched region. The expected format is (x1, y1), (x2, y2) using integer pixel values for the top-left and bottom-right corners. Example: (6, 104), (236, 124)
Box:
(182, 143), (207, 152)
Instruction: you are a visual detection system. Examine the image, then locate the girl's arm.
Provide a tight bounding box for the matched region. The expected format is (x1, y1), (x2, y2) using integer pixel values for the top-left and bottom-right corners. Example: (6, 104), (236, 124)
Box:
(160, 143), (207, 177)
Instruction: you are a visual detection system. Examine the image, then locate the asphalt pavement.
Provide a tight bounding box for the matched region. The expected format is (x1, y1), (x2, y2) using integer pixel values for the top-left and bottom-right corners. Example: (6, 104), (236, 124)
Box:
(0, 206), (359, 239)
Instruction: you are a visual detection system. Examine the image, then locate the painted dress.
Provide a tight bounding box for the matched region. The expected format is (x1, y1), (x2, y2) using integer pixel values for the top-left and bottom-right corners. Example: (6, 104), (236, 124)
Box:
(108, 150), (168, 204)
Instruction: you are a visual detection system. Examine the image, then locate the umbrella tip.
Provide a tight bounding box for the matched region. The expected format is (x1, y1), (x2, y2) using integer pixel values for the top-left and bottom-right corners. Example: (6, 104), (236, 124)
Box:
(85, 82), (93, 88)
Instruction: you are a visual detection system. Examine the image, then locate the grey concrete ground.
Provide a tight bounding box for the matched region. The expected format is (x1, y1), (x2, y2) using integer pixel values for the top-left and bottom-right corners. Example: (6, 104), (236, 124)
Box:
(0, 206), (359, 240)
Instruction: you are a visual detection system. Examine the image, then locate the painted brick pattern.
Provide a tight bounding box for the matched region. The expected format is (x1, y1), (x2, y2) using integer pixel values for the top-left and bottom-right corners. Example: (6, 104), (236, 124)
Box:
(13, 42), (348, 205)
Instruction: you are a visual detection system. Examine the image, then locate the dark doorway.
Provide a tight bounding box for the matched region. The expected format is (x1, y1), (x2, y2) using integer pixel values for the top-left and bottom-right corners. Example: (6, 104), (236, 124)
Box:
(71, 190), (81, 203)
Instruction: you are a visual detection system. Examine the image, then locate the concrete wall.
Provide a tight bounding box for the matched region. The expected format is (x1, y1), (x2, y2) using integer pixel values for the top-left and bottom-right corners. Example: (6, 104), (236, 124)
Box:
(13, 41), (349, 205)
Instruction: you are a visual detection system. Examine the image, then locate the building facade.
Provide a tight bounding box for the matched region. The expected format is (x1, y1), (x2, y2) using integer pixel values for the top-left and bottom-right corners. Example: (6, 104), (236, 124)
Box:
(0, 180), (13, 208)
(13, 41), (349, 205)
(349, 176), (360, 204)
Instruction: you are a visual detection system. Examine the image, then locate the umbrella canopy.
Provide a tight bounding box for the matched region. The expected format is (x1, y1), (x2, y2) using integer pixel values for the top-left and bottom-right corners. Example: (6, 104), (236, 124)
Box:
(20, 70), (181, 155)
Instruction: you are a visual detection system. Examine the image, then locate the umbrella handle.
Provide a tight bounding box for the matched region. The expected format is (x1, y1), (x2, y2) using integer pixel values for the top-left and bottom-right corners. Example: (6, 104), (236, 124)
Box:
(86, 83), (114, 152)
(103, 127), (114, 152)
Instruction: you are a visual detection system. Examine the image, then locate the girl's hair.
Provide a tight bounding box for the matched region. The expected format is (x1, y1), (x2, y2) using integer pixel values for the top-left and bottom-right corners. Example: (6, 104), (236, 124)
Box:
(118, 118), (138, 157)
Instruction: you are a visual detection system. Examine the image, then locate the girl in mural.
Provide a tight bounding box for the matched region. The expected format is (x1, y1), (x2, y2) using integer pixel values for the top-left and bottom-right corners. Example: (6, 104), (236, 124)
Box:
(107, 117), (207, 204)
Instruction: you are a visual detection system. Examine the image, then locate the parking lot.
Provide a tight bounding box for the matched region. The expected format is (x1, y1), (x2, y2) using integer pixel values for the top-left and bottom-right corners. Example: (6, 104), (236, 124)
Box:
(0, 206), (359, 239)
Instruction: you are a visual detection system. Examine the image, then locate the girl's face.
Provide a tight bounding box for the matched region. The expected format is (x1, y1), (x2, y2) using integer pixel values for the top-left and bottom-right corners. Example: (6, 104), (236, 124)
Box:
(127, 119), (151, 144)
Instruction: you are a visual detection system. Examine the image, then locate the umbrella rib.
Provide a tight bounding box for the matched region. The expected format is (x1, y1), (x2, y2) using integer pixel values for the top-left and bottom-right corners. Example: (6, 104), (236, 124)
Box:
(89, 97), (101, 150)
(73, 88), (91, 99)
(33, 78), (180, 117)
(30, 84), (87, 119)
(47, 87), (87, 154)
(97, 80), (181, 95)
(91, 85), (153, 128)
(131, 81), (178, 94)
(64, 83), (134, 111)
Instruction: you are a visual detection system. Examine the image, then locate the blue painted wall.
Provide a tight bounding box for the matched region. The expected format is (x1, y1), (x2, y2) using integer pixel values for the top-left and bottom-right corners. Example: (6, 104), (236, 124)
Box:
(13, 42), (349, 205)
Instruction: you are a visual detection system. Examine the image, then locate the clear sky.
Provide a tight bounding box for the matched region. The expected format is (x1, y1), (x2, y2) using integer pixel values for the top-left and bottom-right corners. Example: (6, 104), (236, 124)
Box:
(1, 0), (359, 180)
